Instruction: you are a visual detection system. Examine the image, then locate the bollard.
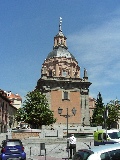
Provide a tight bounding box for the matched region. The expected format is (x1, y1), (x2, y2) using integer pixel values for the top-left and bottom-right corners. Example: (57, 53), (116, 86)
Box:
(6, 135), (8, 140)
(41, 143), (45, 150)
(30, 147), (31, 157)
(45, 148), (46, 160)
(67, 139), (69, 149)
(39, 143), (45, 156)
(90, 142), (91, 146)
(67, 139), (69, 158)
(39, 143), (41, 156)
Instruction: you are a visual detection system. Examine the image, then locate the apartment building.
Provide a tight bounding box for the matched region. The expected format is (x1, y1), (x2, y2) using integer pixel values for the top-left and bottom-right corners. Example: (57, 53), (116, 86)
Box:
(0, 89), (17, 132)
(5, 91), (22, 109)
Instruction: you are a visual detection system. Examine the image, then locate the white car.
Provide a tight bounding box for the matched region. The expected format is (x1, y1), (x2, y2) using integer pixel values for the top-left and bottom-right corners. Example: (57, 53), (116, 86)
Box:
(72, 143), (120, 160)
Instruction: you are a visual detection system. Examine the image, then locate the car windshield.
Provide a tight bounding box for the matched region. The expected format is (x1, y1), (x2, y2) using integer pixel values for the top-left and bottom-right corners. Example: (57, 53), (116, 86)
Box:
(72, 151), (92, 160)
(7, 141), (21, 146)
(108, 132), (120, 139)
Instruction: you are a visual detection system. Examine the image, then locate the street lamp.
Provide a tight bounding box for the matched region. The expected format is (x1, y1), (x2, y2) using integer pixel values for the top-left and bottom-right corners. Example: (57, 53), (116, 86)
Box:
(58, 107), (77, 138)
(58, 107), (77, 158)
(103, 105), (108, 141)
(58, 107), (63, 115)
(104, 100), (115, 130)
(104, 100), (118, 141)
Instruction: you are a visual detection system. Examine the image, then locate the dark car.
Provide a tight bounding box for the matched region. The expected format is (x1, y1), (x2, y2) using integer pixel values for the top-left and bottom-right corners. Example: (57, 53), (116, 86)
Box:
(72, 143), (120, 160)
(0, 139), (26, 160)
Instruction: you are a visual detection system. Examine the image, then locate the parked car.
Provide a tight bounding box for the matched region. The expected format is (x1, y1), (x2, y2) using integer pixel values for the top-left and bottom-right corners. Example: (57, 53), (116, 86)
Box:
(0, 139), (26, 160)
(72, 143), (120, 160)
(94, 129), (120, 146)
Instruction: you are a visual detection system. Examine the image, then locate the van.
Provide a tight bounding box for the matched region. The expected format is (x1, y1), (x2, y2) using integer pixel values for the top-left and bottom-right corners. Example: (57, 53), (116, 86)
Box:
(72, 143), (120, 160)
(94, 129), (120, 146)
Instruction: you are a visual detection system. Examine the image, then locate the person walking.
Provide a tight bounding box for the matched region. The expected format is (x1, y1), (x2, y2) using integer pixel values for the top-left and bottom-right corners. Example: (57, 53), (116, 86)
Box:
(68, 134), (76, 159)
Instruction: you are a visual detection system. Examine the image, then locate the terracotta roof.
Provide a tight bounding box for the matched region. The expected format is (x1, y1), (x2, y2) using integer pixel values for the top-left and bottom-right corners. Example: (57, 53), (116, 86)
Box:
(7, 93), (22, 101)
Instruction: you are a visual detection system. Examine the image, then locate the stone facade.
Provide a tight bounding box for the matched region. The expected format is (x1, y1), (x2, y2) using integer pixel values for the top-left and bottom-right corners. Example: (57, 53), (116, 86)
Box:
(36, 18), (92, 126)
(0, 89), (17, 132)
(89, 97), (96, 119)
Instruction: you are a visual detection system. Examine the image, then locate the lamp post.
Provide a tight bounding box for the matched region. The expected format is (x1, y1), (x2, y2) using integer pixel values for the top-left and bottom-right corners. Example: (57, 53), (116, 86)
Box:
(104, 100), (116, 140)
(104, 105), (108, 141)
(104, 100), (115, 130)
(58, 107), (76, 138)
(58, 107), (76, 158)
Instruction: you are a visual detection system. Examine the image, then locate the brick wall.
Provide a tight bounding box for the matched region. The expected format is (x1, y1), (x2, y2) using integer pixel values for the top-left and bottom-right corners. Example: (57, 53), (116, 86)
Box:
(51, 90), (81, 124)
(12, 132), (39, 139)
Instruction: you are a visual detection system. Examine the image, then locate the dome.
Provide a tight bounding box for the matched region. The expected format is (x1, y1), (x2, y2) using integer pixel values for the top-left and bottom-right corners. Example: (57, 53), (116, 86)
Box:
(47, 46), (76, 61)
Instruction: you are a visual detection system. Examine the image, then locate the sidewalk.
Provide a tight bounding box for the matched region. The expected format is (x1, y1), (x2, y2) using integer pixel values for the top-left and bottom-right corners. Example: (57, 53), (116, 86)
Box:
(25, 138), (94, 160)
(28, 155), (64, 160)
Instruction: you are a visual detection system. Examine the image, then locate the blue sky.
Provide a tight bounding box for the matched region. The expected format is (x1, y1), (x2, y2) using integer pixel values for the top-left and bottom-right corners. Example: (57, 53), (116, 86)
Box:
(1, 0), (120, 104)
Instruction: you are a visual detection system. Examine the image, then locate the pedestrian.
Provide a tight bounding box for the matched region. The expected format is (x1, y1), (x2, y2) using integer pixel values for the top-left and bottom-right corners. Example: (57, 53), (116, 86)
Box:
(68, 133), (76, 159)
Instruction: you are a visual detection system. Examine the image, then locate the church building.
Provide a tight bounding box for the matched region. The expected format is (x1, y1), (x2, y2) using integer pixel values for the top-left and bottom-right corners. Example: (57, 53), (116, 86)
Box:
(36, 18), (92, 126)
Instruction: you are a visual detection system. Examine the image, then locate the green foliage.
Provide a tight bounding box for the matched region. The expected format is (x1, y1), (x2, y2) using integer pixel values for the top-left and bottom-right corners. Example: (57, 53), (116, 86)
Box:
(15, 89), (56, 127)
(106, 104), (119, 129)
(91, 92), (119, 128)
(15, 107), (25, 122)
(96, 92), (104, 108)
(91, 92), (104, 126)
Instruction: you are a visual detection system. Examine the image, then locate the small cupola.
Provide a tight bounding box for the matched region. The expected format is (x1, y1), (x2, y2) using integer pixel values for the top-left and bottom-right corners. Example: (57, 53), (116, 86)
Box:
(53, 17), (68, 50)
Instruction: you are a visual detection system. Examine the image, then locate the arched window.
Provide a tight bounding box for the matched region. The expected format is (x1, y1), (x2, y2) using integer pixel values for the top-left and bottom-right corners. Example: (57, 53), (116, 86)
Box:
(62, 70), (67, 77)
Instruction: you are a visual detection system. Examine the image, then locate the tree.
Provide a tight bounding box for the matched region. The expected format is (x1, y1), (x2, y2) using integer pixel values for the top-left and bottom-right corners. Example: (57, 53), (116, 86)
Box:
(15, 89), (56, 128)
(106, 103), (119, 129)
(92, 93), (120, 128)
(15, 107), (25, 122)
(91, 92), (104, 126)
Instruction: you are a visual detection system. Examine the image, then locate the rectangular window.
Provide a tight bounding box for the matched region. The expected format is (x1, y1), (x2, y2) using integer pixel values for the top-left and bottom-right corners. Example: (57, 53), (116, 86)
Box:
(64, 91), (68, 99)
(98, 133), (102, 140)
(6, 140), (22, 146)
(62, 91), (70, 100)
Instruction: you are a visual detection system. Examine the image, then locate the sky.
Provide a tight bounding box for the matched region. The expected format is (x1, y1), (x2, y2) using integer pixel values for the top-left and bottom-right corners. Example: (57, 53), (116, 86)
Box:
(1, 0), (120, 105)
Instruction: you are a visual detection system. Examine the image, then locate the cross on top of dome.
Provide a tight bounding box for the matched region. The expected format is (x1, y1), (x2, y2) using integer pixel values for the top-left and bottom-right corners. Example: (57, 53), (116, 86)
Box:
(59, 17), (62, 32)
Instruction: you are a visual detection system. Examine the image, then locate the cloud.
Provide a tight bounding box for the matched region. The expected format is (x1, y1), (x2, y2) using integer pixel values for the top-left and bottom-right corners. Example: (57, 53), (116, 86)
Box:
(67, 15), (120, 90)
(69, 19), (120, 60)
